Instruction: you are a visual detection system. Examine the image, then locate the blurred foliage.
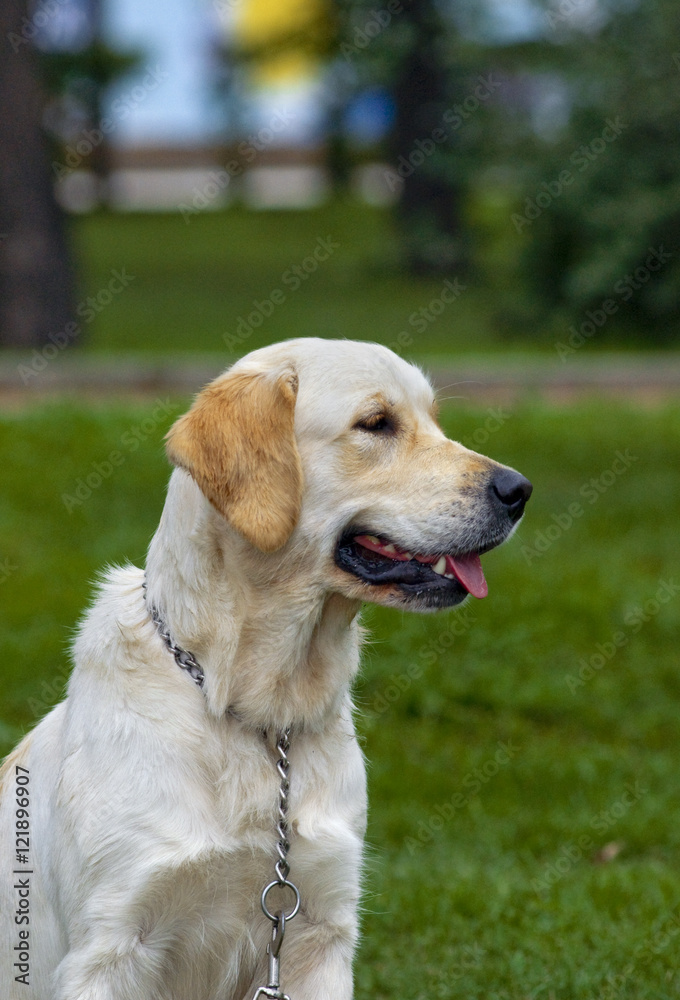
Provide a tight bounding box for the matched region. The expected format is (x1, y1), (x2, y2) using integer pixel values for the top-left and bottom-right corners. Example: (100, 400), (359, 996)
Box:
(38, 41), (140, 179)
(332, 0), (680, 338)
(495, 0), (680, 338)
(39, 42), (139, 98)
(211, 0), (680, 336)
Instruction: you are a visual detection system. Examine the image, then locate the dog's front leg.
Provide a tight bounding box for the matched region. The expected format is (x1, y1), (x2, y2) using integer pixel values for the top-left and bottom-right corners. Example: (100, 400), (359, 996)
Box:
(53, 941), (167, 1000)
(244, 914), (357, 1000)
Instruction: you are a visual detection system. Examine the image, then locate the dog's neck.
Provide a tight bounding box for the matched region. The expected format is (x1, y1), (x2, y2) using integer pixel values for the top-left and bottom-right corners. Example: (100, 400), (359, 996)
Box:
(145, 470), (362, 731)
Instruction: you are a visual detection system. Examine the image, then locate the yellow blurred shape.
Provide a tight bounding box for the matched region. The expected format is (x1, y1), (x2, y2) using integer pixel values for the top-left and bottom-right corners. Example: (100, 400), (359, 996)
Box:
(235, 0), (327, 86)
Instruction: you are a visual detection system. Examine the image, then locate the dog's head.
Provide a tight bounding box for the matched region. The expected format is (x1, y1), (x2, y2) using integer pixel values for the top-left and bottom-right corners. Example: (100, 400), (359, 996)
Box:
(166, 338), (531, 612)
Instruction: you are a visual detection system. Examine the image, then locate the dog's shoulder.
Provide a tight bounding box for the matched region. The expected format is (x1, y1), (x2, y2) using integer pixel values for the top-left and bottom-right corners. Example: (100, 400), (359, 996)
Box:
(72, 563), (149, 666)
(68, 564), (208, 743)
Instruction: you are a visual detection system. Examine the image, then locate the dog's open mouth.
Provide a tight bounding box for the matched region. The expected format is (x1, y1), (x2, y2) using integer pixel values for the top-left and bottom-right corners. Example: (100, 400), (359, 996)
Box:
(335, 532), (488, 600)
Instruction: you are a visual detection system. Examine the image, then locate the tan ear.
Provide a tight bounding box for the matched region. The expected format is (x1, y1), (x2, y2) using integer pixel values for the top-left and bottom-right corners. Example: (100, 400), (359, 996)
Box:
(165, 368), (302, 553)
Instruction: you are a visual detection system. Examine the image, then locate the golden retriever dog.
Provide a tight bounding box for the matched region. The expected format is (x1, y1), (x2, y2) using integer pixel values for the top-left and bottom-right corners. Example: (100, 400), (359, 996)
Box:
(0, 338), (531, 999)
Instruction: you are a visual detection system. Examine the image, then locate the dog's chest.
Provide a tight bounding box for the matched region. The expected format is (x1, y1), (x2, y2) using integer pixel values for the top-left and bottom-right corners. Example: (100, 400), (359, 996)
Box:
(148, 722), (364, 998)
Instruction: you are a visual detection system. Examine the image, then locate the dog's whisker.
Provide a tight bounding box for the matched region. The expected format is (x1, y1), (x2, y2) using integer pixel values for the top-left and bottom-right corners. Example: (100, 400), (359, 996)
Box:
(435, 379), (485, 391)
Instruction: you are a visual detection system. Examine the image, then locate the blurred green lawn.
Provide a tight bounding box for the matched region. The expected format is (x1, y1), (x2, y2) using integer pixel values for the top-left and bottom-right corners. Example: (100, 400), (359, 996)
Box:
(1, 397), (680, 999)
(61, 200), (602, 358)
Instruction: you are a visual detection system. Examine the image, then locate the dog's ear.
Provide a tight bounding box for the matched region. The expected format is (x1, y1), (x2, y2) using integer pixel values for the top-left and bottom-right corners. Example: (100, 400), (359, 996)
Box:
(166, 368), (302, 553)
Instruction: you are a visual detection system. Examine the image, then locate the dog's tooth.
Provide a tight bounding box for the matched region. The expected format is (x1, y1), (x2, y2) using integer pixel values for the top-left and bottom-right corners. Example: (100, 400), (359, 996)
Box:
(383, 543), (396, 554)
(402, 551), (413, 560)
(432, 556), (447, 575)
(365, 535), (380, 544)
(443, 572), (456, 580)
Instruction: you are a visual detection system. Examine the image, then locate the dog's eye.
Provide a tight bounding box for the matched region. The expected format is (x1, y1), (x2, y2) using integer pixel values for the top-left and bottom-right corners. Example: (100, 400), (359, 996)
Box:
(354, 414), (391, 433)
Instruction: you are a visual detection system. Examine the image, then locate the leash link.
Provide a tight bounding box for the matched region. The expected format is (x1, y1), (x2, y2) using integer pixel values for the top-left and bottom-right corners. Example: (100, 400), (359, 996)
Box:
(252, 912), (290, 1000)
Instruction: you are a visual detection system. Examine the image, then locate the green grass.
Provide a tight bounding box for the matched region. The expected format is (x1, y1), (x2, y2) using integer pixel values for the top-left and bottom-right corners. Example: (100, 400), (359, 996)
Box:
(58, 201), (619, 358)
(2, 398), (680, 998)
(68, 203), (505, 356)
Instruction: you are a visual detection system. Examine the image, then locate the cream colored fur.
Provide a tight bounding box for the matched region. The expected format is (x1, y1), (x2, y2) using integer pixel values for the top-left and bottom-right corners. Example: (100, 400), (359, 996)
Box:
(0, 338), (522, 999)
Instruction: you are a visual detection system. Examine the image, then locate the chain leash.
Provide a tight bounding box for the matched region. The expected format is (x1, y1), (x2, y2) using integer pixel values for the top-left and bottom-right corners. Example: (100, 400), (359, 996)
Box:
(253, 728), (301, 1000)
(142, 581), (300, 999)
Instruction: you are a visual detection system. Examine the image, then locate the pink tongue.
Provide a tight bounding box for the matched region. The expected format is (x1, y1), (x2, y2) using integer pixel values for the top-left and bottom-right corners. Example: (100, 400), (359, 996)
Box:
(445, 553), (488, 599)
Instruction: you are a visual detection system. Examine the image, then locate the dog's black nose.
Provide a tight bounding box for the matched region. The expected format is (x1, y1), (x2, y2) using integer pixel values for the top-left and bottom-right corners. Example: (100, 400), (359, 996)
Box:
(490, 468), (533, 522)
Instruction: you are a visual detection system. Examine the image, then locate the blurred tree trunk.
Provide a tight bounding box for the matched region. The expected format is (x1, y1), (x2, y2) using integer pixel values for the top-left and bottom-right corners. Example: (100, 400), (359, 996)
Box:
(0, 0), (76, 348)
(391, 0), (467, 276)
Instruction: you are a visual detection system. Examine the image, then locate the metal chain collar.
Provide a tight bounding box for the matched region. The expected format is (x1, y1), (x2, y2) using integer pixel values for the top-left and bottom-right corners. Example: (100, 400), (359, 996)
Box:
(142, 579), (300, 999)
(142, 581), (204, 688)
